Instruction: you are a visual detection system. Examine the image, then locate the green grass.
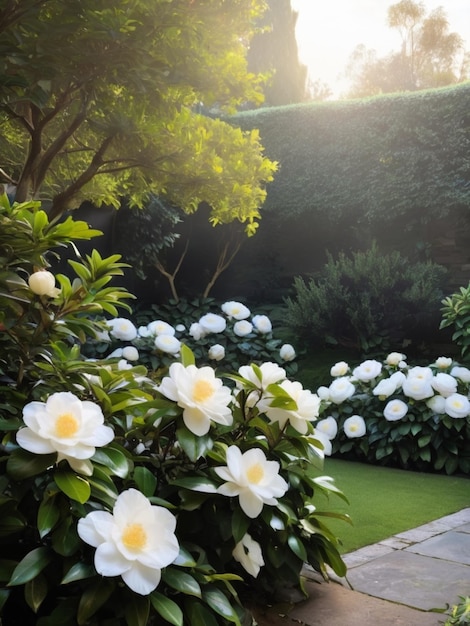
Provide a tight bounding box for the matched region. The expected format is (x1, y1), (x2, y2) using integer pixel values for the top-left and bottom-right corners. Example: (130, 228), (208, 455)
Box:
(316, 458), (470, 554)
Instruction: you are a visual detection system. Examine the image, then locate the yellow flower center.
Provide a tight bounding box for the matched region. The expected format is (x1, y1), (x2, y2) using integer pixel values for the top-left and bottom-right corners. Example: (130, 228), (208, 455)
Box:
(193, 380), (214, 403)
(350, 424), (358, 432)
(122, 523), (147, 550)
(246, 462), (264, 484)
(55, 413), (79, 438)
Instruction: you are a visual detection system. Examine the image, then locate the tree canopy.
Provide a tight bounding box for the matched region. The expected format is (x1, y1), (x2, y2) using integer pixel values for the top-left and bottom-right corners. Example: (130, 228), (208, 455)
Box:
(0, 0), (276, 232)
(346, 0), (469, 97)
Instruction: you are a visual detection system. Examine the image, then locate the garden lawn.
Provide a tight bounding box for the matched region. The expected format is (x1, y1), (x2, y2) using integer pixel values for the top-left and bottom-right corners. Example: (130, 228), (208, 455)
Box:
(317, 458), (470, 554)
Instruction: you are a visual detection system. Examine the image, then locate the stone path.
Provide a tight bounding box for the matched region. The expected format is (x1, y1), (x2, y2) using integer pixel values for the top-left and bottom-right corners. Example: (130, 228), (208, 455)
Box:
(252, 508), (470, 626)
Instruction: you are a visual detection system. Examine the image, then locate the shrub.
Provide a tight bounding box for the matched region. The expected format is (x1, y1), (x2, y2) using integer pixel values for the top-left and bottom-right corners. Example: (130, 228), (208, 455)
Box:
(444, 596), (470, 625)
(440, 284), (470, 359)
(83, 298), (299, 378)
(0, 195), (348, 625)
(285, 243), (446, 354)
(316, 352), (470, 475)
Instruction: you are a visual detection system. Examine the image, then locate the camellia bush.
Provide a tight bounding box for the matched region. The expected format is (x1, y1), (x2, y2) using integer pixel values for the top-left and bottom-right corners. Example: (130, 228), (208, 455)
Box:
(83, 298), (299, 379)
(0, 195), (349, 626)
(316, 352), (470, 475)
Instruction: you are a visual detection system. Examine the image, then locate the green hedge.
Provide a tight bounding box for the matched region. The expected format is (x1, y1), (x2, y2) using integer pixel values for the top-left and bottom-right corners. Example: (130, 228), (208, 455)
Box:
(231, 83), (470, 226)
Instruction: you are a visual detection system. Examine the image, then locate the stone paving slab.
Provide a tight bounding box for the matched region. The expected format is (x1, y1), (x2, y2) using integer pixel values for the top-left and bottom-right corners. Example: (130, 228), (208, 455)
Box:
(346, 549), (470, 611)
(251, 580), (442, 626)
(406, 530), (470, 565)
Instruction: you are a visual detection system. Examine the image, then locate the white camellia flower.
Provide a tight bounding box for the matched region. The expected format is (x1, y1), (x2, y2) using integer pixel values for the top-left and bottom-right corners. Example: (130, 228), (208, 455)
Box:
(450, 366), (470, 383)
(352, 360), (382, 382)
(373, 378), (398, 398)
(208, 344), (225, 361)
(258, 380), (320, 434)
(330, 361), (349, 377)
(232, 533), (264, 577)
(328, 377), (355, 404)
(107, 348), (123, 359)
(117, 359), (133, 370)
(279, 344), (296, 362)
(138, 325), (151, 338)
(386, 352), (406, 366)
(312, 430), (332, 456)
(154, 334), (181, 355)
(175, 324), (186, 332)
(215, 446), (288, 518)
(122, 346), (139, 362)
(383, 399), (408, 421)
(107, 318), (138, 341)
(158, 363), (233, 436)
(435, 356), (453, 369)
(233, 320), (253, 337)
(431, 372), (458, 398)
(199, 313), (226, 334)
(402, 376), (434, 401)
(189, 322), (206, 340)
(407, 366), (433, 381)
(315, 416), (338, 439)
(317, 386), (330, 401)
(426, 395), (446, 414)
(237, 362), (286, 407)
(77, 488), (179, 595)
(17, 392), (114, 476)
(444, 393), (470, 418)
(28, 270), (61, 297)
(238, 362), (286, 389)
(252, 315), (272, 334)
(221, 301), (251, 320)
(343, 415), (366, 438)
(147, 320), (175, 336)
(389, 371), (406, 389)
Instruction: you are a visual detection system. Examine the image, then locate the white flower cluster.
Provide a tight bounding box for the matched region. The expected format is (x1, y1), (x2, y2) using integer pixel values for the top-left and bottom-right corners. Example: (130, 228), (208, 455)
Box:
(100, 300), (296, 368)
(317, 353), (470, 441)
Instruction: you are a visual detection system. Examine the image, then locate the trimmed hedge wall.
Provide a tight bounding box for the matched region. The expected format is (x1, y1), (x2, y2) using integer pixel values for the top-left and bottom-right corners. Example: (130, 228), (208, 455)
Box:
(231, 83), (470, 226)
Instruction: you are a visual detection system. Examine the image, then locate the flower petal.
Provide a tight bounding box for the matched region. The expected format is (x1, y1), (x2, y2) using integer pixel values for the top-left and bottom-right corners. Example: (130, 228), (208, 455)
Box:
(16, 428), (56, 454)
(239, 489), (264, 518)
(94, 541), (130, 576)
(121, 562), (162, 595)
(77, 511), (115, 547)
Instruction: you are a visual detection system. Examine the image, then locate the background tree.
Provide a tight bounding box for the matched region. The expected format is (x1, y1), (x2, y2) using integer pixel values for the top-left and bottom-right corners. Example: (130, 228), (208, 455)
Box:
(0, 0), (276, 233)
(346, 0), (468, 97)
(247, 0), (309, 105)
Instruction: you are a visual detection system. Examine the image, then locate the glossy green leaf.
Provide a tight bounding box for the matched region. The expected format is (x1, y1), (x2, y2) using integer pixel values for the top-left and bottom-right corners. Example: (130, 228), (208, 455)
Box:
(124, 594), (150, 626)
(0, 589), (10, 612)
(162, 567), (201, 597)
(61, 562), (95, 585)
(185, 599), (219, 626)
(6, 449), (57, 480)
(150, 591), (183, 626)
(25, 572), (48, 613)
(92, 447), (130, 478)
(175, 427), (214, 462)
(37, 495), (60, 538)
(180, 344), (196, 367)
(231, 507), (250, 543)
(51, 516), (80, 556)
(133, 466), (157, 497)
(287, 534), (307, 561)
(202, 585), (241, 624)
(171, 476), (218, 494)
(77, 579), (114, 624)
(54, 471), (91, 504)
(8, 547), (52, 586)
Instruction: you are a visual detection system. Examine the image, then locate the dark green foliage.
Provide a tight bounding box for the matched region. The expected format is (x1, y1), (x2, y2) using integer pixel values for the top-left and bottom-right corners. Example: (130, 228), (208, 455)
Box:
(440, 284), (470, 359)
(285, 244), (447, 354)
(328, 392), (470, 476)
(231, 84), (470, 227)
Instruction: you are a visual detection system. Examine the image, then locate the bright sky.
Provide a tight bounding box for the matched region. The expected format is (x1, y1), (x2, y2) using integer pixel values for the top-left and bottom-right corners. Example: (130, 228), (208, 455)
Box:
(291, 0), (470, 98)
